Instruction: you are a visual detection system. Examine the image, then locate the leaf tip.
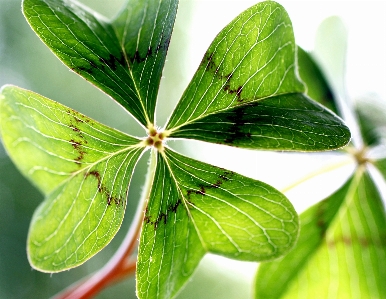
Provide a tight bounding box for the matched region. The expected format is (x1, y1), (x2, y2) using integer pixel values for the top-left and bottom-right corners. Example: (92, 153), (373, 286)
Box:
(0, 84), (14, 94)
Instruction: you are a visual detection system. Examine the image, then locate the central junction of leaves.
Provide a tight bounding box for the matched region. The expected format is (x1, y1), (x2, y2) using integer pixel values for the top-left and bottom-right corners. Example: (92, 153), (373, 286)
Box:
(144, 124), (169, 152)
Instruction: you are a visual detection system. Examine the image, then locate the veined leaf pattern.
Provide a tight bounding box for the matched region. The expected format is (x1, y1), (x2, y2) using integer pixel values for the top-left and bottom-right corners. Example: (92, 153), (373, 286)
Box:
(169, 93), (349, 151)
(254, 168), (386, 298)
(0, 85), (145, 271)
(23, 0), (178, 126)
(164, 1), (349, 151)
(137, 147), (298, 299)
(166, 1), (304, 130)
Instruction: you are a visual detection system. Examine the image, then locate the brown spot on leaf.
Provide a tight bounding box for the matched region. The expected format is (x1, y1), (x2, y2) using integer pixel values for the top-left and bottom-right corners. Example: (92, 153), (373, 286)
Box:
(327, 234), (386, 248)
(144, 198), (182, 229)
(85, 170), (124, 207)
(69, 124), (80, 132)
(156, 33), (171, 52)
(70, 139), (85, 165)
(86, 170), (102, 192)
(98, 53), (126, 71)
(186, 170), (235, 201)
(200, 50), (252, 103)
(223, 75), (244, 102)
(67, 109), (85, 124)
(223, 105), (250, 144)
(129, 34), (171, 64)
(200, 51), (217, 72)
(67, 112), (91, 165)
(89, 61), (98, 69)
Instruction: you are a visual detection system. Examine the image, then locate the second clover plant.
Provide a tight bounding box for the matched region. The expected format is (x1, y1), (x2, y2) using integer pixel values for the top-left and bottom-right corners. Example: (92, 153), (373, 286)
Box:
(0, 0), (351, 298)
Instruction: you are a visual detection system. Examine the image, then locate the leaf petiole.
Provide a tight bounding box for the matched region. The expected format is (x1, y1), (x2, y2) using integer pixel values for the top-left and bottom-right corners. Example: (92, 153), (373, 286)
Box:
(281, 156), (355, 193)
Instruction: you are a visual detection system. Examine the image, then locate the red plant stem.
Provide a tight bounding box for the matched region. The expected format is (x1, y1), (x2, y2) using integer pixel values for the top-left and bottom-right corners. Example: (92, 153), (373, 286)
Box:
(52, 203), (144, 299)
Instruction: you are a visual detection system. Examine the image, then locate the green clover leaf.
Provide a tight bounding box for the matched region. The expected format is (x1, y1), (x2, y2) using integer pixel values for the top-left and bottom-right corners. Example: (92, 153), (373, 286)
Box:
(255, 168), (386, 298)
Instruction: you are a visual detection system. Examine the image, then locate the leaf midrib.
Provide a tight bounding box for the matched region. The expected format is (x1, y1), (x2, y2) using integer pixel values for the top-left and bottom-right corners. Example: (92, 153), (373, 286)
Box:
(28, 0), (152, 127)
(166, 92), (304, 134)
(112, 16), (151, 126)
(160, 151), (208, 252)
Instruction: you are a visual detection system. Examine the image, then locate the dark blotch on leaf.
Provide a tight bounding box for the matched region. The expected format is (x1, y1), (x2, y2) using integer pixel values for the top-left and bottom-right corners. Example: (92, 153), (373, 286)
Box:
(68, 120), (88, 164)
(99, 53), (126, 71)
(186, 170), (235, 201)
(69, 124), (80, 132)
(144, 198), (182, 229)
(89, 61), (98, 69)
(200, 51), (247, 102)
(200, 51), (217, 72)
(223, 105), (253, 144)
(72, 61), (96, 75)
(70, 139), (85, 164)
(156, 33), (171, 52)
(131, 50), (143, 63)
(222, 73), (244, 102)
(129, 34), (171, 64)
(87, 170), (102, 192)
(72, 52), (126, 74)
(85, 170), (124, 207)
(315, 200), (328, 238)
(224, 82), (244, 102)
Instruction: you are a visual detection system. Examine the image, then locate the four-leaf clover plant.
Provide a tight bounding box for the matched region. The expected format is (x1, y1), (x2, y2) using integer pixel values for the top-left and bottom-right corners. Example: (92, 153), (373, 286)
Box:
(0, 0), (351, 298)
